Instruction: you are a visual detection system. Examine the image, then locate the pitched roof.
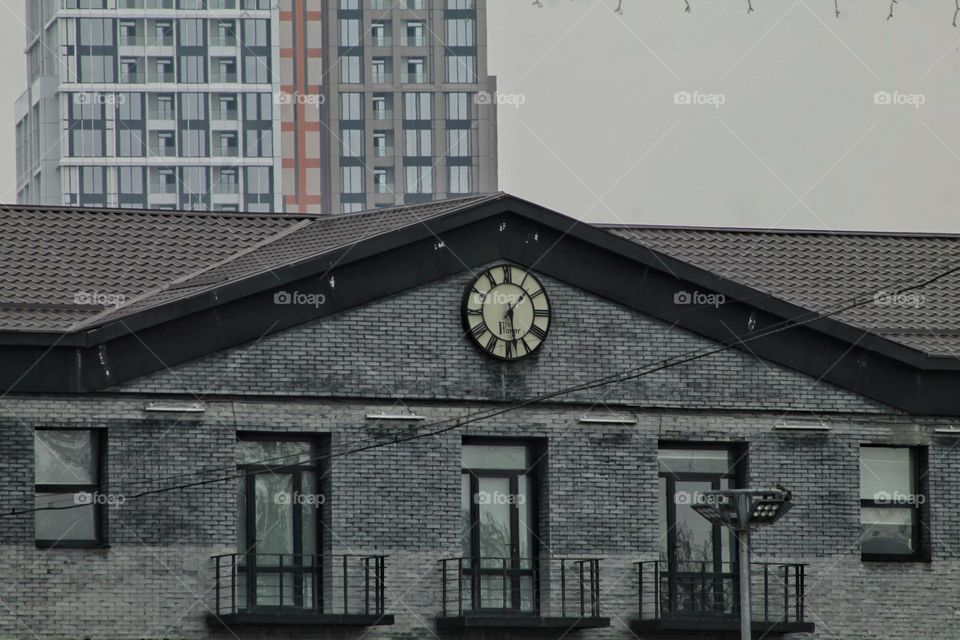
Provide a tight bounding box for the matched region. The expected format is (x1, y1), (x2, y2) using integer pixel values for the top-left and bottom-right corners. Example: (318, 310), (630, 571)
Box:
(2, 196), (959, 359)
(0, 195), (500, 333)
(604, 225), (960, 357)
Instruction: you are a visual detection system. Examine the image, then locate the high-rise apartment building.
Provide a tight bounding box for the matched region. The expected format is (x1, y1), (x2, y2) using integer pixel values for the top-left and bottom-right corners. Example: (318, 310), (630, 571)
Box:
(14, 0), (499, 214)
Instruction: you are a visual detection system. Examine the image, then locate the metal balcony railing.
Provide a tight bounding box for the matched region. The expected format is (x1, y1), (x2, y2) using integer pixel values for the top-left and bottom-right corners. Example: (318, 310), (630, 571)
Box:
(440, 557), (602, 619)
(636, 560), (808, 626)
(212, 553), (387, 617)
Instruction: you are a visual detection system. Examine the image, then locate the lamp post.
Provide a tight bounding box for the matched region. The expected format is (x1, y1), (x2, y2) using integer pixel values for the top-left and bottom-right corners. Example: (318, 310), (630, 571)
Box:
(690, 487), (793, 640)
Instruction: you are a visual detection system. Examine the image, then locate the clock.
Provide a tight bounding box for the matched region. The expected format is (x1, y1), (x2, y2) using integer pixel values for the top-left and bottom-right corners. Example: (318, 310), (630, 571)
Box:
(462, 264), (551, 361)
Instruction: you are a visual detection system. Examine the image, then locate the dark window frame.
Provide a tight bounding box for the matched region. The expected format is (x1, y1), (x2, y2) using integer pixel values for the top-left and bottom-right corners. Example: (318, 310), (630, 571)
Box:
(460, 437), (544, 614)
(860, 444), (930, 563)
(34, 428), (107, 549)
(235, 432), (324, 611)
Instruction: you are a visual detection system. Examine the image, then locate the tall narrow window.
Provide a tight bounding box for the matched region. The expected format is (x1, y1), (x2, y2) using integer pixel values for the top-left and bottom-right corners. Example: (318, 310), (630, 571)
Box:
(860, 446), (928, 560)
(34, 430), (102, 547)
(236, 437), (320, 610)
(461, 442), (538, 612)
(658, 444), (742, 617)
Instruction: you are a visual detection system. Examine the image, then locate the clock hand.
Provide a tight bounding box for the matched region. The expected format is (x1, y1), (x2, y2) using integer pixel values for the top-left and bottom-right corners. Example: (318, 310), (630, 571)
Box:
(503, 293), (526, 318)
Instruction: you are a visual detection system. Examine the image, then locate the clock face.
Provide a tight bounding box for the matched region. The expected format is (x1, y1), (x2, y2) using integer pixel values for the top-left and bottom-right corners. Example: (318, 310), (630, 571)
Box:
(462, 265), (551, 361)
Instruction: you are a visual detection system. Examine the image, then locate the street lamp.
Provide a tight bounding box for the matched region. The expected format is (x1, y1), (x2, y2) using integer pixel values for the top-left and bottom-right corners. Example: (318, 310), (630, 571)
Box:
(690, 487), (793, 640)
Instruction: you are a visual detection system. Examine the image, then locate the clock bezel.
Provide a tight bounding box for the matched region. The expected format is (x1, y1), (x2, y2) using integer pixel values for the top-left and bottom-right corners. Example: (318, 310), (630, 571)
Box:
(460, 264), (552, 362)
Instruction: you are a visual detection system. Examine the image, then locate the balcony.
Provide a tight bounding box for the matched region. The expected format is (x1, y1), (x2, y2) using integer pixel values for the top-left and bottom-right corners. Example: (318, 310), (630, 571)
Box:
(148, 71), (175, 83)
(632, 561), (814, 636)
(437, 557), (610, 632)
(210, 554), (394, 627)
(120, 71), (145, 84)
(211, 72), (238, 84)
(147, 35), (175, 47)
(401, 72), (428, 84)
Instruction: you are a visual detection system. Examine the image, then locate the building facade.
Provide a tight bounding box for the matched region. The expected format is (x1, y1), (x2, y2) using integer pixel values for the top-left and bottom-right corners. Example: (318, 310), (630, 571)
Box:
(0, 194), (957, 639)
(14, 0), (498, 214)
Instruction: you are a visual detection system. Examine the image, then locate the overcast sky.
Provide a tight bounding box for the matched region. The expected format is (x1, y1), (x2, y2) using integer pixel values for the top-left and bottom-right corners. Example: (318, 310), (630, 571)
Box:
(2, 0), (960, 231)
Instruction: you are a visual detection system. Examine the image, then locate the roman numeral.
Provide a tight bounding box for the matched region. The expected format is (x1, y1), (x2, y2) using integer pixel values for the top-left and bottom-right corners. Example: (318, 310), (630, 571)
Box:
(529, 324), (547, 341)
(484, 271), (497, 288)
(534, 309), (550, 318)
(501, 265), (512, 283)
(466, 308), (482, 316)
(520, 337), (532, 354)
(485, 334), (498, 353)
(528, 288), (545, 300)
(505, 341), (515, 359)
(471, 323), (487, 340)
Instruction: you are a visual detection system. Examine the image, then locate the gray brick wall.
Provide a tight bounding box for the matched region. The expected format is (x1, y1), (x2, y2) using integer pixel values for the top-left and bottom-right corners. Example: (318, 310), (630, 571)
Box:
(118, 269), (891, 414)
(0, 268), (952, 639)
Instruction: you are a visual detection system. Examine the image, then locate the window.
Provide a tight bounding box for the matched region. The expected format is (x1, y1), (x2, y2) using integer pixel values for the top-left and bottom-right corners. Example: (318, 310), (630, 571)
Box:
(461, 441), (539, 612)
(78, 18), (114, 46)
(339, 18), (360, 46)
(860, 446), (928, 560)
(180, 55), (206, 83)
(181, 93), (206, 120)
(657, 444), (743, 618)
(179, 18), (205, 46)
(341, 56), (361, 83)
(404, 92), (431, 120)
(447, 129), (470, 157)
(374, 167), (393, 193)
(34, 430), (102, 547)
(245, 129), (273, 157)
(405, 165), (432, 193)
(341, 129), (363, 157)
(447, 92), (470, 120)
(118, 129), (144, 156)
(371, 58), (389, 83)
(446, 19), (474, 46)
(119, 166), (144, 194)
(242, 19), (268, 46)
(372, 94), (391, 120)
(244, 55), (269, 83)
(341, 93), (362, 120)
(449, 165), (470, 194)
(447, 55), (476, 83)
(236, 436), (320, 609)
(404, 129), (432, 157)
(79, 55), (115, 83)
(342, 166), (364, 193)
